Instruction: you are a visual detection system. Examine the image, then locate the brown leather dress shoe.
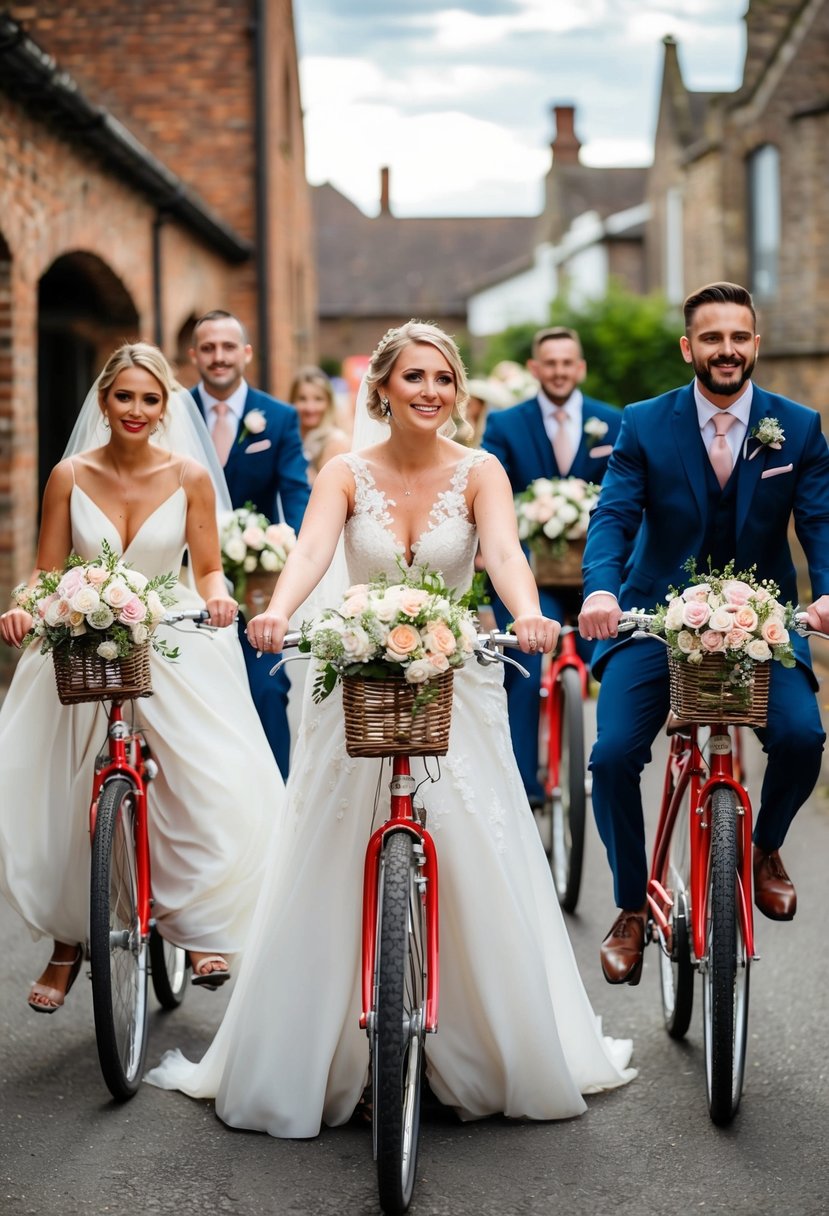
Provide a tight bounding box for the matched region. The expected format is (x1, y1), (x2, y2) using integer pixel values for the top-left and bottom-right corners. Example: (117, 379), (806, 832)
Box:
(753, 847), (796, 921)
(600, 910), (646, 985)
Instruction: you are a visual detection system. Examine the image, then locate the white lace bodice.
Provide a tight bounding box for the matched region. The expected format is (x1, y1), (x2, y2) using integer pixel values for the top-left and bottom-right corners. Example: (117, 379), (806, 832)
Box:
(342, 451), (489, 593)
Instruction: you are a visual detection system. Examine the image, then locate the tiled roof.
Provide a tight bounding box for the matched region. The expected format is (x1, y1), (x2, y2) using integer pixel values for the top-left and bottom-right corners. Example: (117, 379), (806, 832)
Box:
(312, 183), (537, 317)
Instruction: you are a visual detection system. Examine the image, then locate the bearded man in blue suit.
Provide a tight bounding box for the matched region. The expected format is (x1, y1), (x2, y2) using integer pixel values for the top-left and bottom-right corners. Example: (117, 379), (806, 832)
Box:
(190, 310), (310, 778)
(482, 326), (622, 804)
(579, 283), (829, 986)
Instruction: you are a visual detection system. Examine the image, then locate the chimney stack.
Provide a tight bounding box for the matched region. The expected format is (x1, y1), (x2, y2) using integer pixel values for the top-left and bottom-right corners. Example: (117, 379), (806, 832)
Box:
(380, 165), (392, 216)
(551, 105), (581, 165)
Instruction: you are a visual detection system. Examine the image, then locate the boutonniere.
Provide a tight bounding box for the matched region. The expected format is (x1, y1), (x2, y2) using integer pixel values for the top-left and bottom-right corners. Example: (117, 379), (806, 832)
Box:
(745, 416), (785, 461)
(583, 416), (609, 447)
(237, 409), (267, 445)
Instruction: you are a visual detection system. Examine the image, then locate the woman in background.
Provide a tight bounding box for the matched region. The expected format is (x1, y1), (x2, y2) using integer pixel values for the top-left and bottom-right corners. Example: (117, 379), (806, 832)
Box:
(289, 366), (349, 482)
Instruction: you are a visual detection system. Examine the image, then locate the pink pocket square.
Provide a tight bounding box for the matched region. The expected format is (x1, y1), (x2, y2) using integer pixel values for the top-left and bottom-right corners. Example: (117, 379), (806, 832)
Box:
(588, 444), (613, 459)
(245, 438), (272, 454)
(761, 463), (793, 479)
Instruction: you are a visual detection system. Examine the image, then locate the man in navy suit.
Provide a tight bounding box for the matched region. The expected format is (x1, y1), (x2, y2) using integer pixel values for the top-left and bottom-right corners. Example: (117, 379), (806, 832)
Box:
(579, 282), (829, 985)
(482, 326), (622, 804)
(190, 310), (310, 778)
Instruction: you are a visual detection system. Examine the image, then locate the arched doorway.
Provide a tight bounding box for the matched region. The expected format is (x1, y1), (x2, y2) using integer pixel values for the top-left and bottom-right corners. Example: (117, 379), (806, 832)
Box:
(37, 252), (139, 499)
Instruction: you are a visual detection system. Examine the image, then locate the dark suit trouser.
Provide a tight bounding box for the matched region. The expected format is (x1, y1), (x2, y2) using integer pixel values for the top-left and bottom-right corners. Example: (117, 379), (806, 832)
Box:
(590, 639), (825, 910)
(238, 618), (291, 779)
(492, 586), (594, 802)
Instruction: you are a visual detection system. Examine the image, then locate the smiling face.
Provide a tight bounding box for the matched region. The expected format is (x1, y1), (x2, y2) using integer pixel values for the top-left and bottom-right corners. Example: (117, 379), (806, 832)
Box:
(190, 316), (252, 399)
(681, 302), (760, 404)
(528, 336), (586, 406)
(100, 367), (165, 440)
(383, 342), (457, 430)
(292, 380), (331, 433)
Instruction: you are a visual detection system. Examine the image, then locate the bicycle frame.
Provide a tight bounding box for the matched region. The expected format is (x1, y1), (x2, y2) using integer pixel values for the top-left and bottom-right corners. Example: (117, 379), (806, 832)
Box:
(648, 723), (755, 964)
(360, 755), (440, 1033)
(540, 627), (589, 795)
(89, 701), (153, 939)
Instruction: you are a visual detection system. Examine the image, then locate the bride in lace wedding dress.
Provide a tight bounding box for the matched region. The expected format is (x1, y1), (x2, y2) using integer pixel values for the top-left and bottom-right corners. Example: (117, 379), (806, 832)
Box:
(146, 320), (635, 1130)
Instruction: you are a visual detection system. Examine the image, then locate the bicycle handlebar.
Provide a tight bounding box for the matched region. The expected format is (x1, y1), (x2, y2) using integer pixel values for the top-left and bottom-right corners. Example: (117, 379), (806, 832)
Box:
(161, 608), (211, 626)
(273, 629), (532, 677)
(617, 609), (829, 642)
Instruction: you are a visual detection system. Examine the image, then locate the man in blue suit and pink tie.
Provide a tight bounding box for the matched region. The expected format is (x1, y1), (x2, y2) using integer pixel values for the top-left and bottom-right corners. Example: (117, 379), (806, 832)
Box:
(190, 310), (311, 778)
(579, 282), (829, 986)
(482, 326), (622, 804)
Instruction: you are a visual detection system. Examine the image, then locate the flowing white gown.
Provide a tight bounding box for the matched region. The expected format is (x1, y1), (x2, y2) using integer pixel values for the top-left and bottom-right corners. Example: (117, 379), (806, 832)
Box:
(0, 482), (282, 954)
(146, 451), (635, 1128)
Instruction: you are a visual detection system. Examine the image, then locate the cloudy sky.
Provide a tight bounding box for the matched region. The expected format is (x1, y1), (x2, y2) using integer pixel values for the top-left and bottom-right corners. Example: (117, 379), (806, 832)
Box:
(293, 0), (748, 217)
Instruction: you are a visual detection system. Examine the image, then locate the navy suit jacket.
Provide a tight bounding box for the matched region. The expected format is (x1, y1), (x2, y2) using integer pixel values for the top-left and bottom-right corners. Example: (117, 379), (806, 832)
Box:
(192, 385), (310, 531)
(481, 394), (622, 491)
(583, 381), (829, 678)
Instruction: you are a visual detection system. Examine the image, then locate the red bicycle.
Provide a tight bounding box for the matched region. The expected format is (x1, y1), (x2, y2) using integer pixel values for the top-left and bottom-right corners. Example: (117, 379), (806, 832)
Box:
(279, 629), (520, 1215)
(86, 608), (212, 1100)
(619, 610), (824, 1125)
(536, 624), (590, 911)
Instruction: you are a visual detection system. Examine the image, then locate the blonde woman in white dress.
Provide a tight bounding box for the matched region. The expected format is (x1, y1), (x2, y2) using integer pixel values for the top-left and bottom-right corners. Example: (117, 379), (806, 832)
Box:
(147, 321), (635, 1133)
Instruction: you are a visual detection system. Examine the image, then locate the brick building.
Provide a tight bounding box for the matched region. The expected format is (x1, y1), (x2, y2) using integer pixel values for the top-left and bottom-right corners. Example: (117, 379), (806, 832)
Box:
(0, 2), (315, 657)
(646, 0), (829, 406)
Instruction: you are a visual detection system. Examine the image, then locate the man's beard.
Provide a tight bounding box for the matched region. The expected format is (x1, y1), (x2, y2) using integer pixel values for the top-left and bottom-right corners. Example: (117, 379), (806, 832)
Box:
(694, 353), (756, 397)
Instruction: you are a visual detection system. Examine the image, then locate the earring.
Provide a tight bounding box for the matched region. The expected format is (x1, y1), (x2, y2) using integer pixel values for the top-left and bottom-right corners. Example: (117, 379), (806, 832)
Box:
(102, 415), (110, 430)
(380, 396), (391, 416)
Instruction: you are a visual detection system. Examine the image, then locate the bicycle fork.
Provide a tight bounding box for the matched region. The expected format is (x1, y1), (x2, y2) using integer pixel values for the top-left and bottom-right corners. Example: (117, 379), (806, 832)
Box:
(360, 757), (440, 1034)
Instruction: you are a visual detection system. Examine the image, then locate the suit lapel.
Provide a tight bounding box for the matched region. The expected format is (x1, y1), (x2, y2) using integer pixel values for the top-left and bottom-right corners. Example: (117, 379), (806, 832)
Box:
(525, 400), (556, 478)
(736, 387), (770, 538)
(672, 384), (707, 521)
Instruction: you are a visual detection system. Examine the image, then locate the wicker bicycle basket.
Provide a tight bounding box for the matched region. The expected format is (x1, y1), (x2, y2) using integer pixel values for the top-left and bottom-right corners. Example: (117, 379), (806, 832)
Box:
(530, 539), (585, 588)
(52, 640), (153, 705)
(342, 669), (454, 758)
(667, 654), (770, 727)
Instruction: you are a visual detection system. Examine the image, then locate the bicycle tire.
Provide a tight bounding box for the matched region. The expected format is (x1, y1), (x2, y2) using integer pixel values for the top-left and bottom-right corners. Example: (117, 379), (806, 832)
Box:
(373, 830), (427, 1215)
(149, 927), (189, 1010)
(657, 765), (694, 1040)
(703, 787), (750, 1125)
(89, 776), (149, 1101)
(548, 665), (586, 912)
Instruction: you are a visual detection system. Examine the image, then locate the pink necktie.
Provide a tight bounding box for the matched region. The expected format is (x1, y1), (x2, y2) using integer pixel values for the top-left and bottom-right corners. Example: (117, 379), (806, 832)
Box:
(710, 411), (737, 488)
(211, 402), (234, 466)
(552, 408), (573, 475)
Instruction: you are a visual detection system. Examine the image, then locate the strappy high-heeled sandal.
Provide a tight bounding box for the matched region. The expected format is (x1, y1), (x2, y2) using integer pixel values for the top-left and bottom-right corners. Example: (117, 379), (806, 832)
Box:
(190, 954), (231, 989)
(28, 946), (83, 1014)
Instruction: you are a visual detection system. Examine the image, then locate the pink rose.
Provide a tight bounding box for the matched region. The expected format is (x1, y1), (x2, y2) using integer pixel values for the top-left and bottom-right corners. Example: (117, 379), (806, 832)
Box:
(118, 595), (148, 623)
(86, 565), (109, 587)
(426, 651), (450, 672)
(341, 593), (368, 618)
(700, 629), (726, 652)
(724, 626), (749, 648)
(682, 600), (711, 629)
(398, 589), (430, 617)
(761, 619), (789, 646)
(242, 525), (266, 550)
(57, 567), (86, 598)
(386, 623), (421, 659)
(681, 584), (711, 603)
(722, 580), (754, 607)
(733, 606), (758, 631)
(423, 621), (456, 656)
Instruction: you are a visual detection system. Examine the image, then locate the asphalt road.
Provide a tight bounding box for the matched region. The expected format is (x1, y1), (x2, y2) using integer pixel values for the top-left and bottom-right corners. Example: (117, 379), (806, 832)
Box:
(2, 713), (828, 1216)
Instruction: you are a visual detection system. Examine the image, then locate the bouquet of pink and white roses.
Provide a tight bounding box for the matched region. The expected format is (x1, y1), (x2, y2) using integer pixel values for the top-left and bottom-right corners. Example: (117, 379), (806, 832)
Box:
(219, 502), (296, 601)
(301, 566), (479, 705)
(515, 476), (600, 558)
(13, 540), (179, 660)
(650, 560), (795, 688)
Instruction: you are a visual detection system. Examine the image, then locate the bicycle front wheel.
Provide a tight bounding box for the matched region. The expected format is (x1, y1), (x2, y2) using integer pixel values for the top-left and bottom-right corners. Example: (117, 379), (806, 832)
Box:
(548, 665), (586, 912)
(703, 787), (750, 1125)
(373, 830), (428, 1216)
(89, 777), (149, 1101)
(149, 927), (189, 1010)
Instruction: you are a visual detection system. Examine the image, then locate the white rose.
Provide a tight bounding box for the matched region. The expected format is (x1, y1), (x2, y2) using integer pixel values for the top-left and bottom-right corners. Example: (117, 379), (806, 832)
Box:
(341, 625), (374, 662)
(223, 535), (247, 564)
(243, 409), (267, 435)
(405, 658), (435, 684)
(243, 554), (258, 573)
(96, 640), (119, 660)
(709, 607), (735, 632)
(242, 525), (266, 551)
(146, 590), (166, 623)
(687, 649), (704, 664)
(665, 598), (685, 630)
(131, 623), (150, 645)
(103, 580), (131, 609)
(260, 548), (281, 572)
(542, 518), (564, 540)
(71, 585), (101, 615)
(372, 590), (402, 623)
(45, 598), (72, 627)
(88, 606), (116, 630)
(558, 503), (579, 525)
(676, 630), (700, 654)
(746, 639), (772, 662)
(125, 569), (149, 592)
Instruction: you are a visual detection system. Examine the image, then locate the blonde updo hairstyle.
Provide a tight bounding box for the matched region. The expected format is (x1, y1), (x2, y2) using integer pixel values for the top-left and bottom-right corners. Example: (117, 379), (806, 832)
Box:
(97, 341), (179, 420)
(365, 320), (471, 440)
